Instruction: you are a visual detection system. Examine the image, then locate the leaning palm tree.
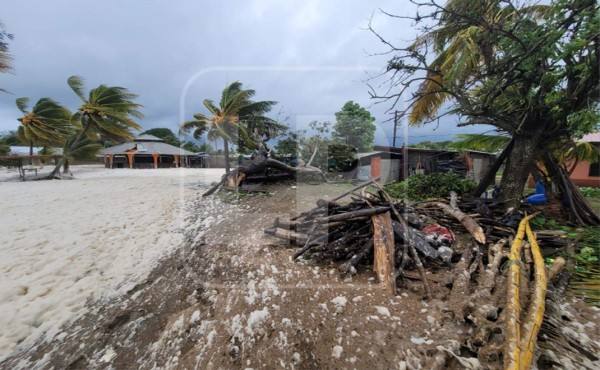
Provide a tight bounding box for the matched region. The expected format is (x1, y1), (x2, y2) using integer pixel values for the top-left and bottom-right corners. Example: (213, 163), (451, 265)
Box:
(181, 81), (283, 172)
(48, 76), (143, 178)
(16, 97), (73, 164)
(406, 0), (548, 124)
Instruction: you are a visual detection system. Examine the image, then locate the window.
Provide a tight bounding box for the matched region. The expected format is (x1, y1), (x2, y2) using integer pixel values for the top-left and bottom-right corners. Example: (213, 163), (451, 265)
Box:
(589, 162), (600, 177)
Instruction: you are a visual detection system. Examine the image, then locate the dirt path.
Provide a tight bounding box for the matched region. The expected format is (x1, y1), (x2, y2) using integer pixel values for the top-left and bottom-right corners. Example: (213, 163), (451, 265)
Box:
(2, 183), (598, 369)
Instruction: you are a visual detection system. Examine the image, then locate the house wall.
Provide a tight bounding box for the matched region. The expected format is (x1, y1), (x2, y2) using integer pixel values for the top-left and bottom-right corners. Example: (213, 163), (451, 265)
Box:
(569, 160), (600, 187)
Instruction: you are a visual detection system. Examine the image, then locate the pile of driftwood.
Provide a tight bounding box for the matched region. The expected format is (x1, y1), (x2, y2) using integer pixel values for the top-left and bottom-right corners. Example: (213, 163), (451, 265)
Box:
(264, 177), (598, 369)
(265, 177), (497, 297)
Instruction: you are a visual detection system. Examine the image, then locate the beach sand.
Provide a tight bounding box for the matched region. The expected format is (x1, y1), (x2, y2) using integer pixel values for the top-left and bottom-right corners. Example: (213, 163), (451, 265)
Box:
(0, 165), (224, 361)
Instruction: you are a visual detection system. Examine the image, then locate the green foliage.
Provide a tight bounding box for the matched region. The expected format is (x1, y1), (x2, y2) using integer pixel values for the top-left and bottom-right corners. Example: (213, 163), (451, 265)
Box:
(180, 81), (284, 150)
(332, 101), (376, 152)
(274, 136), (299, 158)
(0, 130), (19, 146)
(382, 0), (600, 207)
(16, 97), (73, 147)
(67, 76), (143, 143)
(0, 131), (17, 155)
(409, 141), (453, 150)
(449, 134), (510, 152)
(327, 143), (356, 172)
(179, 141), (214, 154)
(530, 216), (600, 264)
(575, 247), (598, 263)
(579, 187), (600, 198)
(141, 128), (180, 147)
(385, 172), (476, 200)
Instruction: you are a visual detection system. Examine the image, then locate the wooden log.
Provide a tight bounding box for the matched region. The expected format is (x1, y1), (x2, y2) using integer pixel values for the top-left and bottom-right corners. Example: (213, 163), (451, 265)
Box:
(315, 206), (390, 223)
(372, 212), (396, 295)
(339, 238), (374, 275)
(547, 257), (567, 281)
(290, 176), (381, 220)
(292, 228), (347, 259)
(264, 228), (309, 244)
(419, 202), (486, 244)
(368, 177), (432, 299)
(273, 218), (304, 230)
(316, 199), (341, 209)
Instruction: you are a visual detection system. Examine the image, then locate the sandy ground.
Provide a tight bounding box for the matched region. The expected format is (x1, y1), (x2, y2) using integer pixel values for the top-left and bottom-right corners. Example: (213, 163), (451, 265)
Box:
(0, 166), (224, 362)
(0, 169), (598, 369)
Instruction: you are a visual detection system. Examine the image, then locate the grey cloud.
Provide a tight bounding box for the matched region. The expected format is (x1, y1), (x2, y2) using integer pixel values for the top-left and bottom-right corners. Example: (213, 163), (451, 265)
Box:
(0, 0), (492, 145)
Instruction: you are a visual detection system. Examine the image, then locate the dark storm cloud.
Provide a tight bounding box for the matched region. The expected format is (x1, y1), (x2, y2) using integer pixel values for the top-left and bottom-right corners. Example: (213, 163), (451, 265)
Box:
(0, 0), (491, 145)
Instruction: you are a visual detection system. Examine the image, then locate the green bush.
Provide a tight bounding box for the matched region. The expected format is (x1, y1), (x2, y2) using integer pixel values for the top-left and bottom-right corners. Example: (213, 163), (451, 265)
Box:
(579, 187), (600, 198)
(385, 172), (476, 200)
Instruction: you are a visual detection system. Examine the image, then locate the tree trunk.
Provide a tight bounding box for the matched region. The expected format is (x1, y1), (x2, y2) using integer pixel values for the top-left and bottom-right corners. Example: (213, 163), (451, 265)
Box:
(471, 138), (514, 197)
(29, 140), (33, 165)
(223, 137), (230, 173)
(306, 144), (318, 167)
(542, 151), (600, 226)
(47, 119), (91, 179)
(499, 131), (544, 210)
(63, 159), (71, 175)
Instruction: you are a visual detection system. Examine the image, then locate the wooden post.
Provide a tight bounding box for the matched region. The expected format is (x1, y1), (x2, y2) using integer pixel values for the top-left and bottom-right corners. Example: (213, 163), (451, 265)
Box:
(371, 155), (381, 179)
(371, 212), (396, 295)
(127, 153), (135, 168)
(174, 154), (180, 168)
(109, 155), (114, 169)
(152, 153), (159, 169)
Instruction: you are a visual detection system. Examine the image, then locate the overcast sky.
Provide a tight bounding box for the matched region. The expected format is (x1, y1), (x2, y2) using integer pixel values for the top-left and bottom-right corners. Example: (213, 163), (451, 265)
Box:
(1, 0), (492, 147)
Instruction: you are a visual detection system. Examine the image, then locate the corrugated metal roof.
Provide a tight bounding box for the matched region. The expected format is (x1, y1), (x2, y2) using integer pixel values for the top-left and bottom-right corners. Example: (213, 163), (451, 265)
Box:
(102, 140), (197, 156)
(134, 134), (163, 142)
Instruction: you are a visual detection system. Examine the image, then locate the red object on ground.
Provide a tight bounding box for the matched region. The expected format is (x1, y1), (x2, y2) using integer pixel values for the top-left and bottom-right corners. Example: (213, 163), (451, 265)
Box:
(421, 224), (455, 243)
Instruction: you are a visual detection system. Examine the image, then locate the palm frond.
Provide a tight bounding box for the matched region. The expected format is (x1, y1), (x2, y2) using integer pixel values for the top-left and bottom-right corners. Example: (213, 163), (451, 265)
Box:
(408, 74), (447, 125)
(15, 97), (29, 113)
(67, 76), (87, 102)
(449, 134), (511, 152)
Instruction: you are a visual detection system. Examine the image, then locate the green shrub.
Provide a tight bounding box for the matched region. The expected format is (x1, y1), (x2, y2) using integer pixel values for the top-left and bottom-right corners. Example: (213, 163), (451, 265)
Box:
(385, 172), (476, 200)
(579, 187), (600, 198)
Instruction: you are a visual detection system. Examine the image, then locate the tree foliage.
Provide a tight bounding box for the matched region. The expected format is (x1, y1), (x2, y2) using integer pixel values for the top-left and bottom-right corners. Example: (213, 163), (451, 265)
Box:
(15, 97), (73, 160)
(141, 127), (180, 146)
(372, 0), (599, 210)
(385, 172), (476, 200)
(449, 134), (510, 152)
(180, 81), (285, 172)
(48, 76), (143, 177)
(408, 140), (453, 150)
(274, 136), (299, 159)
(332, 101), (376, 152)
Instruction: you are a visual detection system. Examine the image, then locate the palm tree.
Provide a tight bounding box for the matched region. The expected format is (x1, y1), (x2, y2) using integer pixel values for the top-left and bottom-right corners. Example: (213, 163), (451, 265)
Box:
(0, 21), (13, 92)
(15, 97), (73, 164)
(48, 76), (143, 178)
(406, 0), (548, 124)
(181, 81), (283, 173)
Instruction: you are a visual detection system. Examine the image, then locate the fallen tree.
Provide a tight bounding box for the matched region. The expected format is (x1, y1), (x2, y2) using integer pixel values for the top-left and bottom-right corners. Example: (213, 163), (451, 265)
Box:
(203, 151), (325, 196)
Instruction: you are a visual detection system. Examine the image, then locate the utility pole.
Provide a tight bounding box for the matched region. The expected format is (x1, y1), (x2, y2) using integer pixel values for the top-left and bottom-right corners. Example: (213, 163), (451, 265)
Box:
(392, 110), (397, 147)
